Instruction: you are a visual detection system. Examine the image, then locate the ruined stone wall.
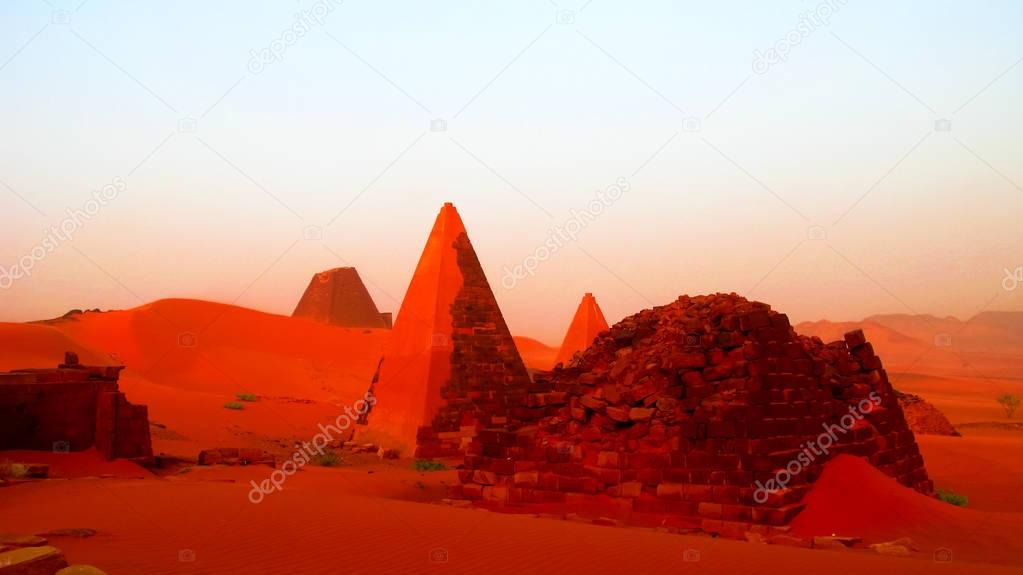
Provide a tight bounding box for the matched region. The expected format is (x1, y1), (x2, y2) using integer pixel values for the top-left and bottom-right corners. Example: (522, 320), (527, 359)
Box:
(96, 391), (153, 460)
(0, 358), (151, 461)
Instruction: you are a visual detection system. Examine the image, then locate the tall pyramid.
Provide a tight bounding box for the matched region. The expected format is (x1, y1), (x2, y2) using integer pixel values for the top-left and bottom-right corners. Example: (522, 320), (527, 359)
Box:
(292, 267), (390, 329)
(363, 203), (532, 456)
(554, 292), (609, 366)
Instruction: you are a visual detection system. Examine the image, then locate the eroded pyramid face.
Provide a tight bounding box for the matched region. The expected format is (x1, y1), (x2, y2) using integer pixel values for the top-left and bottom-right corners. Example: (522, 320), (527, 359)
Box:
(363, 203), (531, 456)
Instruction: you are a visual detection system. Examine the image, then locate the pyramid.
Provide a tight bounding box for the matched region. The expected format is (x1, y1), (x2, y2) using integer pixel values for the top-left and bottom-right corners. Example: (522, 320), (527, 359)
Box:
(455, 293), (932, 537)
(363, 203), (532, 456)
(554, 292), (610, 367)
(292, 267), (390, 329)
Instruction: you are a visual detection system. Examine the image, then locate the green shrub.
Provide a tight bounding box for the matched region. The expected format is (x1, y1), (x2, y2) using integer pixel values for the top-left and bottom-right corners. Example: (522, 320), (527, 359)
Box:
(312, 450), (341, 467)
(413, 459), (448, 472)
(996, 393), (1020, 418)
(235, 392), (258, 402)
(223, 402), (245, 410)
(936, 488), (968, 507)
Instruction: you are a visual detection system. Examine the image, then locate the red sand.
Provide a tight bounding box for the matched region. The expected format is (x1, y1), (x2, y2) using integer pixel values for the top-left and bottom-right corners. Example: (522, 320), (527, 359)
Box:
(0, 449), (152, 479)
(3, 462), (1021, 574)
(791, 454), (1023, 566)
(553, 292), (609, 367)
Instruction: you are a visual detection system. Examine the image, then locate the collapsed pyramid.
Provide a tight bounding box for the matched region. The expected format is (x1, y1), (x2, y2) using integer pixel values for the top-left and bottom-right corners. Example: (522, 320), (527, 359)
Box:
(363, 203), (532, 456)
(454, 293), (931, 537)
(292, 267), (391, 329)
(554, 292), (610, 367)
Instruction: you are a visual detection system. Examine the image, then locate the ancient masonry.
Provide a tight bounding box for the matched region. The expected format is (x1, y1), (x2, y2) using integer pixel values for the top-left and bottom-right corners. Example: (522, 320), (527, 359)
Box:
(293, 267), (391, 329)
(555, 292), (610, 367)
(363, 203), (533, 457)
(0, 352), (152, 461)
(451, 293), (932, 536)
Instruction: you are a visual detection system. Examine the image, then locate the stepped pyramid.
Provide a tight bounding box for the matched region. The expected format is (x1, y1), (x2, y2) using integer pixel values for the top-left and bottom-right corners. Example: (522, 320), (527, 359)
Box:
(554, 292), (609, 366)
(364, 203), (531, 456)
(292, 267), (391, 329)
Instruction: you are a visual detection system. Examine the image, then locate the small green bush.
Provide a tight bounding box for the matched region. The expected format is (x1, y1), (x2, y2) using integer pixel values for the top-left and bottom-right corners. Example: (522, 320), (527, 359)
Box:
(413, 459), (448, 472)
(996, 393), (1020, 418)
(936, 488), (968, 507)
(235, 392), (258, 402)
(223, 402), (245, 410)
(312, 450), (341, 467)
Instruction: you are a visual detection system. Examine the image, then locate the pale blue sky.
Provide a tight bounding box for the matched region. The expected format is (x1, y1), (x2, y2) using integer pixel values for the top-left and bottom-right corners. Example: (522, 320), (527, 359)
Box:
(1, 0), (1021, 342)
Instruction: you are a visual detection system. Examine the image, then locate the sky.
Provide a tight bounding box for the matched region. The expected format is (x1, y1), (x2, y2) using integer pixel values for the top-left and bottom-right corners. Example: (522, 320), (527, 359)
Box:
(1, 0), (1021, 344)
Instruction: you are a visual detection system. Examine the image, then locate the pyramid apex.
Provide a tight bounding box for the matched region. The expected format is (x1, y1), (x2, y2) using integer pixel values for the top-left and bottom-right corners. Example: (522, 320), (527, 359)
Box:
(555, 292), (610, 367)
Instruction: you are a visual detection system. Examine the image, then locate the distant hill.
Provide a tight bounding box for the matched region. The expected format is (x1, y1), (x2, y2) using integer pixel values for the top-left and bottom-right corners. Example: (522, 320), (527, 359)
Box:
(796, 311), (1023, 379)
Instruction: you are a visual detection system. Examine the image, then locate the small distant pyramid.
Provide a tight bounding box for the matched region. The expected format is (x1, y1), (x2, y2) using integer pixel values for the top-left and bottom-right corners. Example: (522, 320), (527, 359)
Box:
(554, 292), (609, 366)
(292, 267), (390, 329)
(364, 203), (531, 456)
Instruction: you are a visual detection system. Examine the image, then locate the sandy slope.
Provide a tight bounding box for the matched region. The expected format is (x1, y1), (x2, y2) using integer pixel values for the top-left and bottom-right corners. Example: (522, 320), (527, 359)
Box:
(791, 454), (1023, 566)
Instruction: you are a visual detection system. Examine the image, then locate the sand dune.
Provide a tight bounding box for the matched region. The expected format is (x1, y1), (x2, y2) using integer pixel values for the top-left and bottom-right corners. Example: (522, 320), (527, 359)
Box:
(1, 299), (389, 457)
(512, 335), (558, 371)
